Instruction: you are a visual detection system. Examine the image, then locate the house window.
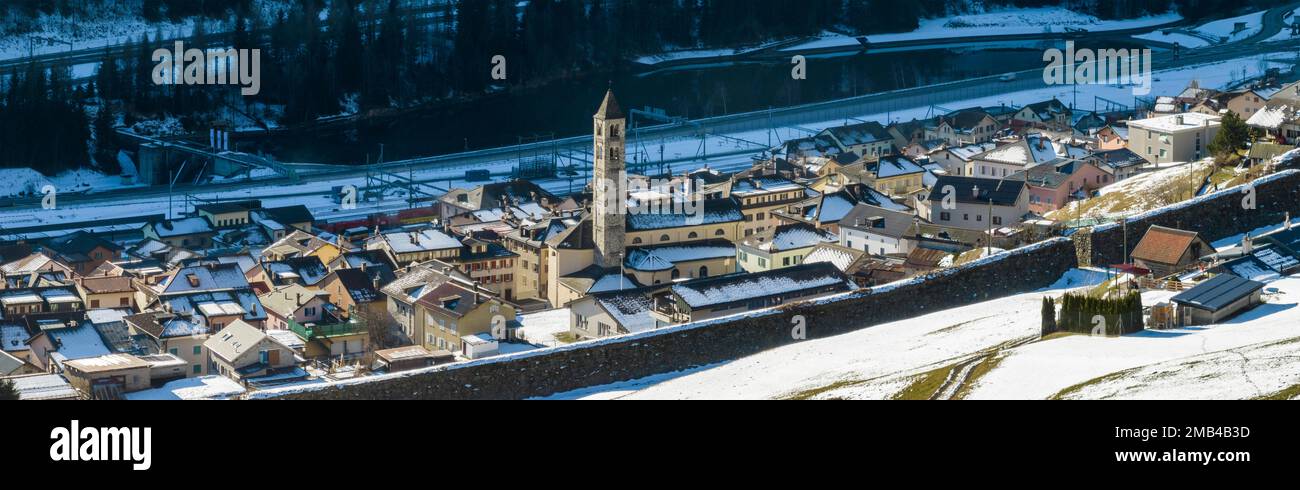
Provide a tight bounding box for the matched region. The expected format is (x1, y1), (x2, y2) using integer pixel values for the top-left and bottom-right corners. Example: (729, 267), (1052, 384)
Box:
(993, 216), (1003, 225)
(632, 237), (642, 244)
(698, 266), (709, 277)
(688, 232), (699, 239)
(193, 346), (202, 355)
(940, 212), (951, 221)
(193, 365), (202, 374)
(169, 348), (178, 356)
(714, 229), (725, 236)
(660, 234), (671, 242)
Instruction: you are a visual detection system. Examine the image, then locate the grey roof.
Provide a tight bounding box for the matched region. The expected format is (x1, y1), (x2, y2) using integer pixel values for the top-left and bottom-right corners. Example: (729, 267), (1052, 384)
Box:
(163, 263), (249, 294)
(840, 204), (917, 238)
(1171, 274), (1265, 312)
(927, 176), (1026, 206)
(204, 320), (275, 364)
(625, 197), (744, 231)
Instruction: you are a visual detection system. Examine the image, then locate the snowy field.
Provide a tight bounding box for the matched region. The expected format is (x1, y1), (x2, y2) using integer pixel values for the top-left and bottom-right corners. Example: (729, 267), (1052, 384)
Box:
(971, 276), (1300, 400)
(0, 167), (142, 199)
(542, 269), (1111, 400)
(546, 265), (1300, 400)
(785, 7), (1182, 52)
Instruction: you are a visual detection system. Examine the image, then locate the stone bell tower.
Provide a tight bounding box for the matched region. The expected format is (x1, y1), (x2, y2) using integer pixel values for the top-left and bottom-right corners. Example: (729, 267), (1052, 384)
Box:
(592, 89), (627, 269)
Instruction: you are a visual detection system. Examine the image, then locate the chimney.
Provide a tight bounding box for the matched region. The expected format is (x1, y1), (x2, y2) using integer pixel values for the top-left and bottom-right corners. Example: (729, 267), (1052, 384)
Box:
(1286, 212), (1293, 230)
(1175, 115), (1184, 126)
(1243, 234), (1254, 254)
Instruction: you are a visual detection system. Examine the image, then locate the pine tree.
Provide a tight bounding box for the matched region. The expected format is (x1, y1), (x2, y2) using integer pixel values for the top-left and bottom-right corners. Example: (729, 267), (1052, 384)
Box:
(0, 378), (18, 401)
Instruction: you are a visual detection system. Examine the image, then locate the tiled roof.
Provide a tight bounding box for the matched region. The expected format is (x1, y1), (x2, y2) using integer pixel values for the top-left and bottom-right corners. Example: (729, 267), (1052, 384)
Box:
(1131, 225), (1204, 266)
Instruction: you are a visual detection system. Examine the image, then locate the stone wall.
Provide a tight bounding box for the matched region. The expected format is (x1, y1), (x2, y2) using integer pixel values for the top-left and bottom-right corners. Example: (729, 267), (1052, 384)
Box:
(1090, 170), (1300, 266)
(262, 170), (1300, 400)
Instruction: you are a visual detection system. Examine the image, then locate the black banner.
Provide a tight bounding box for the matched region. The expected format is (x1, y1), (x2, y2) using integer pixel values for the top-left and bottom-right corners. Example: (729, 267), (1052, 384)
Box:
(2, 400), (1293, 481)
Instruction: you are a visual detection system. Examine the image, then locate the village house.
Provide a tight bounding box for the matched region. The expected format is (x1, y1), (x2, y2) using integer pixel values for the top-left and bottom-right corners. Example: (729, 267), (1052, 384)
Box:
(204, 320), (301, 383)
(259, 283), (336, 330)
(380, 263), (472, 343)
(195, 200), (260, 229)
(1088, 147), (1150, 181)
(413, 278), (517, 355)
(1, 252), (74, 289)
(261, 230), (343, 262)
(1130, 225), (1214, 278)
(60, 353), (155, 398)
(438, 179), (557, 218)
(502, 217), (574, 302)
(736, 223), (836, 273)
(569, 287), (658, 339)
(1127, 112), (1221, 164)
(40, 231), (122, 276)
(967, 133), (1063, 178)
(839, 204), (919, 256)
(124, 312), (209, 377)
(649, 262), (856, 325)
(446, 236), (519, 300)
(779, 183), (904, 234)
(142, 217), (217, 249)
(820, 120), (894, 157)
(1013, 98), (1072, 132)
(926, 108), (1001, 145)
(1094, 124), (1129, 150)
(75, 275), (136, 310)
(919, 176), (1030, 232)
(928, 141), (998, 177)
(318, 267), (388, 326)
(1191, 88), (1270, 119)
(802, 243), (902, 287)
(1007, 160), (1112, 214)
(153, 263), (267, 330)
(862, 155), (928, 196)
(366, 228), (463, 265)
(726, 176), (809, 239)
(246, 256), (332, 288)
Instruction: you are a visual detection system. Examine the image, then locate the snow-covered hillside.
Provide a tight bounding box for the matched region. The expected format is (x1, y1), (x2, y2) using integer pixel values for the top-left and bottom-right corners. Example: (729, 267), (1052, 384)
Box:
(545, 263), (1300, 400)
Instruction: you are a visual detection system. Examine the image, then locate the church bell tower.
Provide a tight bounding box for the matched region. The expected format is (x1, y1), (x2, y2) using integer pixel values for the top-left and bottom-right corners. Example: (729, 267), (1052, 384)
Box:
(592, 89), (627, 269)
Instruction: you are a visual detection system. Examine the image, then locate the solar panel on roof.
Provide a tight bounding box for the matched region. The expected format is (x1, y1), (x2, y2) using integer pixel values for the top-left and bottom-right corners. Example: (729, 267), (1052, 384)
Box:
(1171, 274), (1265, 312)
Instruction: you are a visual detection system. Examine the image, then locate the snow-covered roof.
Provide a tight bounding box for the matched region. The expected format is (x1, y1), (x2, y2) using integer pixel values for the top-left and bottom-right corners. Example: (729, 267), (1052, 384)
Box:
(802, 244), (867, 272)
(671, 263), (854, 310)
(150, 217), (214, 237)
(1129, 112), (1221, 133)
(625, 198), (744, 231)
(594, 290), (657, 333)
(124, 375), (246, 400)
(1245, 105), (1294, 129)
(380, 229), (462, 253)
(753, 223), (836, 252)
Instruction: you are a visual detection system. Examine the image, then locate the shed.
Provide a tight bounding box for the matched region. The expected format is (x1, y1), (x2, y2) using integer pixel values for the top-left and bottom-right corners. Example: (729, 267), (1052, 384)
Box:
(1170, 273), (1266, 326)
(460, 333), (499, 359)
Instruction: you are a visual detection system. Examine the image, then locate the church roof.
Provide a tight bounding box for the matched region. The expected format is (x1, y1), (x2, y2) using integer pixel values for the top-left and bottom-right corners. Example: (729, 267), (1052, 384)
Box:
(595, 89), (624, 119)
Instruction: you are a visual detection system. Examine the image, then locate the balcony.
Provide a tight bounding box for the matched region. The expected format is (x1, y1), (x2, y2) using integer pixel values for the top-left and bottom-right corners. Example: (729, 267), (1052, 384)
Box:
(289, 318), (364, 340)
